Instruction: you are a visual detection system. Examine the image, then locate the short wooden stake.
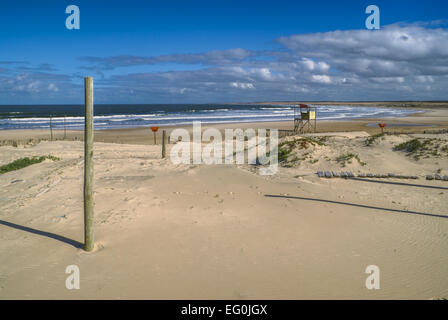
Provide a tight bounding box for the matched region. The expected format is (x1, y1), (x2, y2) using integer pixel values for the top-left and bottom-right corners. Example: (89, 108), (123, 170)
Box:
(162, 130), (166, 158)
(64, 115), (67, 140)
(50, 115), (53, 141)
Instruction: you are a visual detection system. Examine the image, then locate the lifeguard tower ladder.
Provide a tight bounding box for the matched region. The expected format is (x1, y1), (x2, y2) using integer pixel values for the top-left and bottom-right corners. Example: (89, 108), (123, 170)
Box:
(294, 104), (317, 134)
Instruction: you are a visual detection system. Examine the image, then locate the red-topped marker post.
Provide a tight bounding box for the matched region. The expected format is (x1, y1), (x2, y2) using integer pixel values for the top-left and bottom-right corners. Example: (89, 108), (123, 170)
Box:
(151, 126), (159, 144)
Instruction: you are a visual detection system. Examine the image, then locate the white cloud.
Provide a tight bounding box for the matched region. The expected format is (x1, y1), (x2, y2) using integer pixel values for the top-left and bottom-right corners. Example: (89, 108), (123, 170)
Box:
(370, 77), (405, 84)
(48, 83), (59, 92)
(415, 75), (434, 83)
(230, 82), (255, 89)
(300, 58), (330, 72)
(311, 75), (332, 84)
(278, 23), (448, 78)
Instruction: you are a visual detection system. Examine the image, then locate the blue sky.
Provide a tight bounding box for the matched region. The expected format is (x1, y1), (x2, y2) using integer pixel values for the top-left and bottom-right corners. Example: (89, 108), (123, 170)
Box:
(1, 0), (448, 104)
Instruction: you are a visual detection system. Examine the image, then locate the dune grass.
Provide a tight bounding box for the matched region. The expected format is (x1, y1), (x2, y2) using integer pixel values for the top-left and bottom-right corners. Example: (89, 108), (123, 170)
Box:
(278, 137), (326, 166)
(365, 133), (386, 146)
(0, 155), (60, 175)
(394, 139), (422, 153)
(393, 137), (448, 160)
(335, 153), (366, 167)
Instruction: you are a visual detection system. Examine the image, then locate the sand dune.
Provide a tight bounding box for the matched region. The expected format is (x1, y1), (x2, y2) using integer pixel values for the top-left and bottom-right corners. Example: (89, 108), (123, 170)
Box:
(0, 129), (447, 299)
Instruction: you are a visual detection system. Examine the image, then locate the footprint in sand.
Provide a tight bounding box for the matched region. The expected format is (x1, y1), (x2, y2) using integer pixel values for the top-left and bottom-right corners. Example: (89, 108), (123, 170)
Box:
(124, 197), (136, 203)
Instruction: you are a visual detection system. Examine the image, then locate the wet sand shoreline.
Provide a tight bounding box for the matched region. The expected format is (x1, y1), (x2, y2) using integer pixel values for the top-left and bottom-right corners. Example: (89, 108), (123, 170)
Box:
(1, 107), (448, 146)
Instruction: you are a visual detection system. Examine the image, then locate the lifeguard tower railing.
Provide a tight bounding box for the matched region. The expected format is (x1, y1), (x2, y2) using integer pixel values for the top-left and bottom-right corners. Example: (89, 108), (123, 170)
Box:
(293, 104), (317, 133)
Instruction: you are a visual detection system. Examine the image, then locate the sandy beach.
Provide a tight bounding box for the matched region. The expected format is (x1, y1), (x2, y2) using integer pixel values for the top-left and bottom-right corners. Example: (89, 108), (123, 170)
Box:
(1, 106), (447, 299)
(3, 0), (448, 305)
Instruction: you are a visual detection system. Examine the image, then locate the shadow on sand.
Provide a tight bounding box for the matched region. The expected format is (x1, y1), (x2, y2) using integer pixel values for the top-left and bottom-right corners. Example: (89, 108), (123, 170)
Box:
(348, 177), (448, 190)
(264, 194), (447, 219)
(0, 220), (83, 248)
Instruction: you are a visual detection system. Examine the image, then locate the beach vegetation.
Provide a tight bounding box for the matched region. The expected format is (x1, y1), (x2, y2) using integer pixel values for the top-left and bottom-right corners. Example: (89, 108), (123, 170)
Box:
(278, 145), (293, 164)
(393, 138), (448, 161)
(365, 133), (386, 146)
(277, 137), (325, 167)
(394, 138), (422, 153)
(280, 137), (325, 149)
(335, 153), (366, 167)
(0, 155), (60, 175)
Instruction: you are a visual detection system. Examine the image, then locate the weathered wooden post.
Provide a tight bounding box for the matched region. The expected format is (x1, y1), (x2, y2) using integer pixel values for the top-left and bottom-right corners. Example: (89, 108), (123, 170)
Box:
(50, 115), (53, 141)
(64, 115), (67, 140)
(162, 130), (166, 158)
(84, 77), (94, 251)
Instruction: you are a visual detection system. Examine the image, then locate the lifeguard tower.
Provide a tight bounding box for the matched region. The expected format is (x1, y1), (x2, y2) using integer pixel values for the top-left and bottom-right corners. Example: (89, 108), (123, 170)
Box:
(294, 104), (317, 133)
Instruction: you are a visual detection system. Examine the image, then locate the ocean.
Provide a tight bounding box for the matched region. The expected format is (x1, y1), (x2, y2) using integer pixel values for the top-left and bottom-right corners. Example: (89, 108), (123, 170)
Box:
(0, 104), (421, 130)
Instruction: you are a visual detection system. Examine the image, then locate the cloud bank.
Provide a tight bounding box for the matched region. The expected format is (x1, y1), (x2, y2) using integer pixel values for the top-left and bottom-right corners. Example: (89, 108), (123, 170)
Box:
(1, 23), (448, 103)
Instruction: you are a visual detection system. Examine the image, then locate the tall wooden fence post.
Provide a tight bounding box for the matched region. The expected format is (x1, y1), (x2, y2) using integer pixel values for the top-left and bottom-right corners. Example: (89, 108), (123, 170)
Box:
(84, 77), (94, 251)
(162, 130), (166, 158)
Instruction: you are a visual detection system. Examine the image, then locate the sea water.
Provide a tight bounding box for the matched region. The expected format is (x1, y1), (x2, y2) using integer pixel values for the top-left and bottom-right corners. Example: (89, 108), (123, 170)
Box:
(0, 104), (422, 130)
